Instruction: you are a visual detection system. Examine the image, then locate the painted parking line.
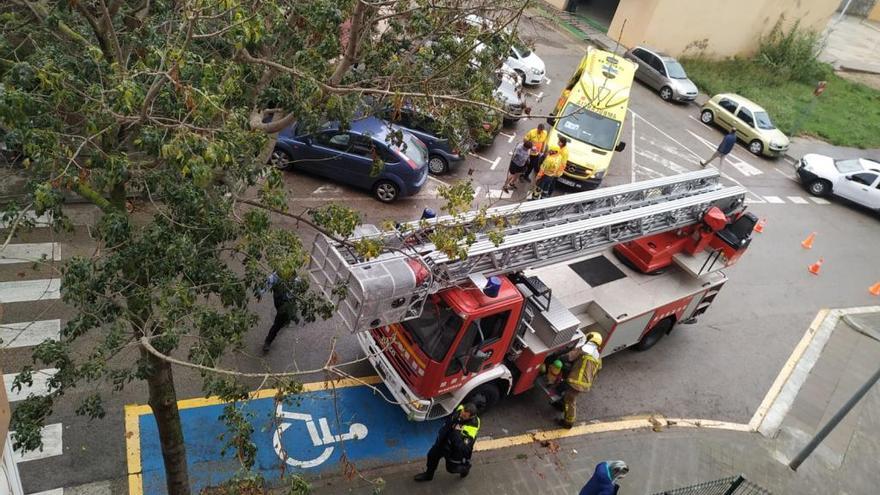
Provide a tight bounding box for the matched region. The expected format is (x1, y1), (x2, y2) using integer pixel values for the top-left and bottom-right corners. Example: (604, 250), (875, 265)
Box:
(0, 243), (61, 265)
(126, 376), (442, 495)
(498, 131), (517, 143)
(469, 152), (502, 170)
(0, 320), (61, 349)
(0, 279), (61, 303)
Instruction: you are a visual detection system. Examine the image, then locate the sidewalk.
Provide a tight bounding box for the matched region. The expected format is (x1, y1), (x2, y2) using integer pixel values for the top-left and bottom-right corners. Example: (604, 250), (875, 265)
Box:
(305, 308), (880, 494)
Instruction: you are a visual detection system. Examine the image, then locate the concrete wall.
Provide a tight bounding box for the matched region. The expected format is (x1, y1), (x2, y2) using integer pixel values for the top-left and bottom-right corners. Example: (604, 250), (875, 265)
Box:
(545, 0), (569, 10)
(609, 0), (840, 57)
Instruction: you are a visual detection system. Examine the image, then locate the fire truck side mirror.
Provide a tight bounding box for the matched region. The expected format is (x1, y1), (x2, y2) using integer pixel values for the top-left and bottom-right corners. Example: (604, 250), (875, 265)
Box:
(465, 349), (490, 374)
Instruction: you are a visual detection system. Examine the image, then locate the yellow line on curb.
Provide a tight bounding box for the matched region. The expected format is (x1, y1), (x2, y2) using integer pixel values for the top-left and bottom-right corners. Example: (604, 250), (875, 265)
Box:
(475, 416), (751, 452)
(748, 308), (829, 431)
(125, 404), (144, 495)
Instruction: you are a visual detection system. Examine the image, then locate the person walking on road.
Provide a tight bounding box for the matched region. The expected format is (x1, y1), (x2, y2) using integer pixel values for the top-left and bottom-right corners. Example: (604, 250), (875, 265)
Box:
(503, 139), (532, 193)
(558, 332), (603, 428)
(700, 128), (737, 169)
(534, 145), (565, 200)
(521, 123), (548, 181)
(580, 460), (629, 495)
(259, 272), (304, 354)
(414, 403), (481, 482)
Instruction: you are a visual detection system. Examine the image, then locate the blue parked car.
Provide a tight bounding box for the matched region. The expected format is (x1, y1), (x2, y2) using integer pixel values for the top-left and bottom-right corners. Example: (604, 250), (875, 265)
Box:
(378, 106), (472, 175)
(272, 117), (429, 203)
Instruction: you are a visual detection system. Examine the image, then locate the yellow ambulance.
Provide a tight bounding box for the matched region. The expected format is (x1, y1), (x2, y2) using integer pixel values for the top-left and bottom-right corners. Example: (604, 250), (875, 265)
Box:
(547, 47), (636, 189)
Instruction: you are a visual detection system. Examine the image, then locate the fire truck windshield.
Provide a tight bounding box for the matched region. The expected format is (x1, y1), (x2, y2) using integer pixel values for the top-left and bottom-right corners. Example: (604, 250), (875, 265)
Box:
(400, 297), (464, 361)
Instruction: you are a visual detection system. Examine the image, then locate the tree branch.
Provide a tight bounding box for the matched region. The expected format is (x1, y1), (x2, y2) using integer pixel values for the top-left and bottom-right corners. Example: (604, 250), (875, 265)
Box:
(328, 0), (370, 86)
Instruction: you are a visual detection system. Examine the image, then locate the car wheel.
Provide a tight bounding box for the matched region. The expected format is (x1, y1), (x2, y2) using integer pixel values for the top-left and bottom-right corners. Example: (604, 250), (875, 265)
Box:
(373, 180), (399, 203)
(463, 382), (502, 414)
(428, 155), (448, 175)
(635, 317), (675, 352)
(269, 149), (292, 170)
(808, 179), (831, 197)
(748, 140), (764, 156)
(659, 86), (673, 101)
(700, 109), (714, 124)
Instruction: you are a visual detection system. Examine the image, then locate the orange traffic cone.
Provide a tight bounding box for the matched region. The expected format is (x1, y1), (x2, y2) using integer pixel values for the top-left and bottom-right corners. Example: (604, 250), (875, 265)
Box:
(753, 218), (766, 233)
(801, 232), (816, 249)
(808, 258), (824, 275)
(869, 282), (880, 296)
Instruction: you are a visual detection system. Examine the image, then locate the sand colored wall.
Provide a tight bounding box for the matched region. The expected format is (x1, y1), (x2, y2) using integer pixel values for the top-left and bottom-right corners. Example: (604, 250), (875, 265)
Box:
(609, 0), (839, 57)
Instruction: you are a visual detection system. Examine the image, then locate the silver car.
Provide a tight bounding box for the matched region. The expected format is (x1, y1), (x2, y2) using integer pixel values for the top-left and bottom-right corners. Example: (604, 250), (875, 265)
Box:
(624, 46), (698, 102)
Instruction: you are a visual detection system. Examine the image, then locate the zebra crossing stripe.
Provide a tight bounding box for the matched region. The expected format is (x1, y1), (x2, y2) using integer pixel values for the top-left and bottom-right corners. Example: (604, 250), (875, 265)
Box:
(763, 196), (785, 204)
(0, 243), (61, 265)
(11, 423), (63, 462)
(0, 279), (61, 303)
(0, 212), (51, 229)
(809, 197), (830, 204)
(4, 368), (59, 402)
(787, 196), (809, 204)
(0, 320), (61, 349)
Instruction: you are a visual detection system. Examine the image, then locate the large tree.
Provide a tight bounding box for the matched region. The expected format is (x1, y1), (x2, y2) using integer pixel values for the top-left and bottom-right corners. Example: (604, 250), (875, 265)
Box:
(1, 1), (526, 493)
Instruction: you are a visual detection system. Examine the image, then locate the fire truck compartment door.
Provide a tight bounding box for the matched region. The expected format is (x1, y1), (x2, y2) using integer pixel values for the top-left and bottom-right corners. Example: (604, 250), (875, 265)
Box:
(605, 312), (653, 355)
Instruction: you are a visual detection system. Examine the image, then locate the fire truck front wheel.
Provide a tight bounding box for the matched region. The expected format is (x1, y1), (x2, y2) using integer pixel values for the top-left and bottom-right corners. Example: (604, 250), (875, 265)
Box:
(635, 317), (675, 352)
(463, 382), (502, 414)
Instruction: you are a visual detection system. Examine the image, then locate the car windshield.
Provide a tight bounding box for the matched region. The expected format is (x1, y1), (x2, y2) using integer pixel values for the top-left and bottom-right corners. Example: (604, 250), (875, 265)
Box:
(401, 297), (464, 361)
(391, 131), (428, 164)
(664, 60), (688, 79)
(512, 39), (532, 58)
(754, 111), (775, 130)
(557, 103), (621, 150)
(834, 159), (864, 173)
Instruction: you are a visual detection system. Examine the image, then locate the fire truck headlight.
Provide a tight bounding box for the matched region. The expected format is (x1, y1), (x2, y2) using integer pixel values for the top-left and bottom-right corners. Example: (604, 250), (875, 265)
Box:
(409, 399), (431, 412)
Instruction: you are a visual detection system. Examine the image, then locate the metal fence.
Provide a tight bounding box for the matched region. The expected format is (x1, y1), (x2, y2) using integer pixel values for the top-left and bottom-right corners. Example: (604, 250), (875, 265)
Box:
(651, 475), (771, 495)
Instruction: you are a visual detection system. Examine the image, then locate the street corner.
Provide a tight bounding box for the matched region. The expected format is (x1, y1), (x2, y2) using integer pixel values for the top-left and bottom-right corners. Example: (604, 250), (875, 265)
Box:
(124, 377), (442, 495)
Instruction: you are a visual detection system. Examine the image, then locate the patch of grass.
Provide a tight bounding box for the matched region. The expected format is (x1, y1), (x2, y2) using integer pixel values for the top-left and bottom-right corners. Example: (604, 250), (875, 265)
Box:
(681, 57), (880, 149)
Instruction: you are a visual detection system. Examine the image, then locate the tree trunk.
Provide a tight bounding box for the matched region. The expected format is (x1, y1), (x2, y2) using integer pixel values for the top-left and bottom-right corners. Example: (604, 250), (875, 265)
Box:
(143, 348), (191, 495)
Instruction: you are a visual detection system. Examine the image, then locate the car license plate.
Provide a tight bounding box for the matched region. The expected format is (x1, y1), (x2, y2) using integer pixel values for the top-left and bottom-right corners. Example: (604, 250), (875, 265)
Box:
(557, 177), (576, 187)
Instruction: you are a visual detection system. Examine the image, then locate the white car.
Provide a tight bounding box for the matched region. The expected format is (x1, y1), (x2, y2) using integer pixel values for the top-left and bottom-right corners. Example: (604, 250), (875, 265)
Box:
(795, 153), (880, 212)
(465, 14), (545, 86)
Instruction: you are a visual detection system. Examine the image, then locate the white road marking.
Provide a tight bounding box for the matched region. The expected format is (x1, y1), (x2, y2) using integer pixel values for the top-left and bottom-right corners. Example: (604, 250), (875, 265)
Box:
(4, 368), (58, 402)
(487, 189), (513, 199)
(0, 279), (61, 303)
(634, 149), (689, 174)
(312, 185), (342, 194)
(787, 196), (809, 204)
(809, 197), (830, 204)
(728, 156), (763, 177)
(30, 489), (64, 495)
(637, 134), (700, 165)
(427, 175), (451, 186)
(490, 156), (501, 170)
(0, 243), (61, 265)
(499, 131), (516, 143)
(0, 212), (51, 229)
(12, 423), (63, 462)
(635, 165), (665, 179)
(763, 195), (785, 204)
(773, 168), (798, 181)
(544, 77), (551, 84)
(630, 116), (636, 183)
(29, 488), (64, 495)
(744, 197), (767, 204)
(0, 320), (61, 349)
(473, 186), (483, 198)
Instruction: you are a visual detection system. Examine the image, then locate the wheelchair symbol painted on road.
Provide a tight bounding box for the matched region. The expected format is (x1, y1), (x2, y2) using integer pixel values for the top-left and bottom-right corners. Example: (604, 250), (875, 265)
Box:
(272, 403), (368, 468)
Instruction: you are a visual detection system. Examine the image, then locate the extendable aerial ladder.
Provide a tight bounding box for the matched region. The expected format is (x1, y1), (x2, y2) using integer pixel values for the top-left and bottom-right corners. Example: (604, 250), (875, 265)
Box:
(308, 170), (747, 334)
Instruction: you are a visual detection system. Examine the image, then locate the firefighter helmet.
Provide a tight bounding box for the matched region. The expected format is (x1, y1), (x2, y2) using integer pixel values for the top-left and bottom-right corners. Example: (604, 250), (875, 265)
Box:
(584, 332), (603, 347)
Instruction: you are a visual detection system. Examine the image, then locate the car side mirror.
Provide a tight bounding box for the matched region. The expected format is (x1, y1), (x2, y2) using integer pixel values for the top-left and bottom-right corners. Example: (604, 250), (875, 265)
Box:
(465, 349), (490, 374)
(302, 136), (312, 146)
(546, 117), (556, 126)
(615, 141), (627, 152)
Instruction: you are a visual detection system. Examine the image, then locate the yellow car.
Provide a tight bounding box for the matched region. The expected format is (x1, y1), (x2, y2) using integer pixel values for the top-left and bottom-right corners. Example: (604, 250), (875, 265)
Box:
(699, 93), (790, 157)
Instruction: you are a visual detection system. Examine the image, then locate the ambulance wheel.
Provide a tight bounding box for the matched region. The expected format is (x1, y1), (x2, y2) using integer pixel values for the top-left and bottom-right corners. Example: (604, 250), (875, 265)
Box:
(464, 382), (501, 414)
(635, 317), (674, 351)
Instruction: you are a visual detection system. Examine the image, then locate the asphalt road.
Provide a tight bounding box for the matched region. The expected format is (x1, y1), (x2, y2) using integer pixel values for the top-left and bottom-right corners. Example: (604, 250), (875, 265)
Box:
(3, 14), (879, 494)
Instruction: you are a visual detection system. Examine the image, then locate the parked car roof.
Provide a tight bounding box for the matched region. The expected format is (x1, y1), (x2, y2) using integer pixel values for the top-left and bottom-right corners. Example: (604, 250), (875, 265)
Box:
(713, 93), (765, 112)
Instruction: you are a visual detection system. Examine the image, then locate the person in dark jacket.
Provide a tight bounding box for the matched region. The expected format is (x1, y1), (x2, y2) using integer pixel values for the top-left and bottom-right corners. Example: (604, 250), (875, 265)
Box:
(701, 128), (737, 170)
(580, 460), (629, 495)
(259, 272), (305, 354)
(414, 403), (481, 481)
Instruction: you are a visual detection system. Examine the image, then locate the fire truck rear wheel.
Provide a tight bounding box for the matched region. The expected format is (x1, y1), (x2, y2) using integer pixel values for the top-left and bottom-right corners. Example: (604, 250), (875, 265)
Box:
(463, 382), (501, 413)
(635, 316), (675, 352)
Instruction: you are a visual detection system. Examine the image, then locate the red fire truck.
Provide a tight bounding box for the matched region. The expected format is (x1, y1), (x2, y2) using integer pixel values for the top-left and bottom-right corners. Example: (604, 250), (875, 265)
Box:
(308, 170), (757, 420)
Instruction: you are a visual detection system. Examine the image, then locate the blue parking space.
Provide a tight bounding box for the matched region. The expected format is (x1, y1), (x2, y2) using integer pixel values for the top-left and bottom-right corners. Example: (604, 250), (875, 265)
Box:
(134, 381), (439, 494)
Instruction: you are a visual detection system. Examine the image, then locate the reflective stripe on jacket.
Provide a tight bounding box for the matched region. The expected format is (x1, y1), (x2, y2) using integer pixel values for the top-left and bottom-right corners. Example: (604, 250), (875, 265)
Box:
(566, 354), (602, 392)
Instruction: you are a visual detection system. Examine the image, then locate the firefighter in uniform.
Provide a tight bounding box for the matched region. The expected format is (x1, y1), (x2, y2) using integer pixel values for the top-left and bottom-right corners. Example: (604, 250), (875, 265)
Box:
(414, 403), (481, 481)
(559, 332), (603, 428)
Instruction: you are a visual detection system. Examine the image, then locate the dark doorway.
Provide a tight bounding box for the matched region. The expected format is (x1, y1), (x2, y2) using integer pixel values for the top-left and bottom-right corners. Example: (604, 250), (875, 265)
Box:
(569, 0), (621, 33)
